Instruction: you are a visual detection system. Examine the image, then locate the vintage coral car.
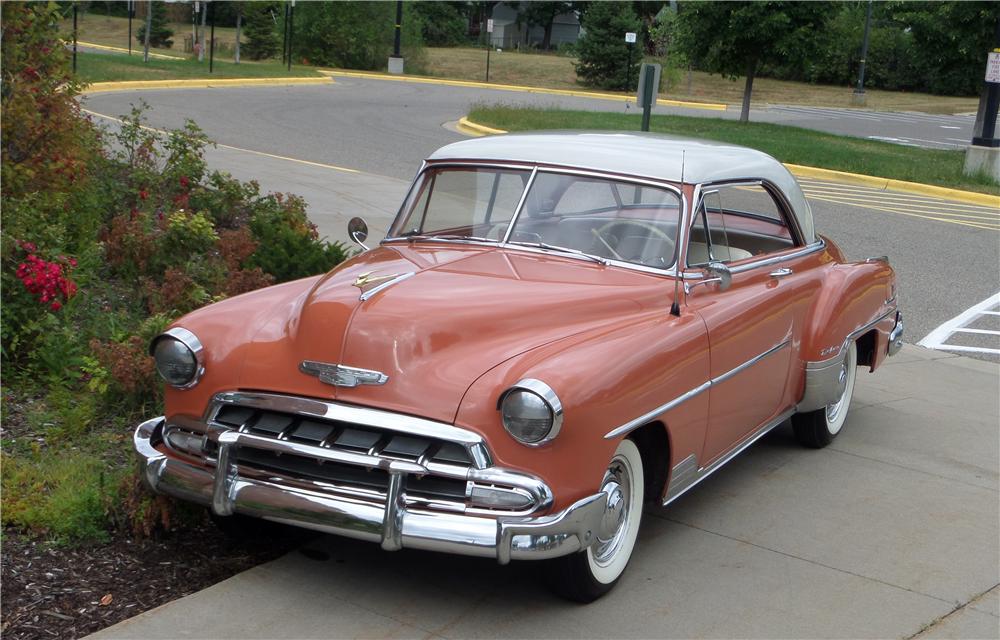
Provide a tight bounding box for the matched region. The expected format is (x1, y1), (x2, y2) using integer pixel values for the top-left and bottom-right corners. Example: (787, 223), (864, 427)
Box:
(134, 133), (903, 601)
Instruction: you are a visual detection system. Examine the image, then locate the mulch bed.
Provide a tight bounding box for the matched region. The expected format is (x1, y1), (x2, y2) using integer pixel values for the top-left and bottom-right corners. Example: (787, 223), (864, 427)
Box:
(1, 523), (308, 640)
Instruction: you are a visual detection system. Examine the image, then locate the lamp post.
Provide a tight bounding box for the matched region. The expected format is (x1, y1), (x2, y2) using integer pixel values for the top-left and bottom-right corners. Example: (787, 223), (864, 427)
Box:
(72, 2), (78, 73)
(852, 0), (873, 106)
(287, 0), (295, 71)
(209, 1), (215, 73)
(964, 18), (1000, 181)
(388, 0), (404, 74)
(624, 32), (637, 93)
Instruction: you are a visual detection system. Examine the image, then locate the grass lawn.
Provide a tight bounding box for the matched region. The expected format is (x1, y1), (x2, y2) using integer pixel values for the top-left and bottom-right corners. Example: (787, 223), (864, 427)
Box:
(76, 52), (320, 84)
(61, 12), (239, 56)
(468, 105), (999, 195)
(428, 48), (979, 115)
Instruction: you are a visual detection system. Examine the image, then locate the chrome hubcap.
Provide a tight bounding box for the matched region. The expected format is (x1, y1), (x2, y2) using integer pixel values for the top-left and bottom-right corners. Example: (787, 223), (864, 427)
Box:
(593, 457), (632, 565)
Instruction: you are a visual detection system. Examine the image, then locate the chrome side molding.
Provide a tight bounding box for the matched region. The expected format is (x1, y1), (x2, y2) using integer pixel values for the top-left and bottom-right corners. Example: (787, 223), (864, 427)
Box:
(662, 409), (795, 506)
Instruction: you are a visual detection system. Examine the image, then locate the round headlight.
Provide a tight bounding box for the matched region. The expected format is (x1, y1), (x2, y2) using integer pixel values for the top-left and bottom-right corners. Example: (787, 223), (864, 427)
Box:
(499, 379), (563, 446)
(150, 328), (204, 389)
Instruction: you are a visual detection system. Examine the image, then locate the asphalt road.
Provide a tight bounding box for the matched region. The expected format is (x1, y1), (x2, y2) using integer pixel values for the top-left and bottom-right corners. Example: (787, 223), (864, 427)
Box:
(83, 81), (1000, 358)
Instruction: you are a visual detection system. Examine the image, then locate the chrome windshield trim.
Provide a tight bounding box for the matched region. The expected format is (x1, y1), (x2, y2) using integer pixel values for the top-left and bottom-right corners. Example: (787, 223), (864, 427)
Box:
(501, 167), (538, 244)
(210, 391), (492, 468)
(384, 163), (687, 275)
(604, 338), (791, 440)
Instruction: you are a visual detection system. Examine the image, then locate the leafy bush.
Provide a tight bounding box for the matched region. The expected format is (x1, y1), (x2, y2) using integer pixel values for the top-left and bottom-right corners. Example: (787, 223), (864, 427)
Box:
(574, 2), (643, 91)
(135, 1), (174, 49)
(293, 1), (425, 70)
(1, 3), (350, 545)
(243, 1), (281, 61)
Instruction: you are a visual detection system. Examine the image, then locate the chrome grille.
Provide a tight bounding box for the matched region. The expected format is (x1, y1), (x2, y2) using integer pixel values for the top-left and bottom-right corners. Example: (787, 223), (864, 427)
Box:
(161, 392), (551, 517)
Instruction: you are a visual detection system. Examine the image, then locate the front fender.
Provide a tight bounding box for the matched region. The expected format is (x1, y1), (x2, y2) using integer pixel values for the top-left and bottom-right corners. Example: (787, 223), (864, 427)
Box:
(455, 309), (710, 512)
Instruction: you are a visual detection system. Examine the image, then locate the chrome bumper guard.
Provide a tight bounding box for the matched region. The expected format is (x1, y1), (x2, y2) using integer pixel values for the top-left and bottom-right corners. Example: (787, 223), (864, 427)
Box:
(888, 311), (904, 356)
(135, 417), (607, 564)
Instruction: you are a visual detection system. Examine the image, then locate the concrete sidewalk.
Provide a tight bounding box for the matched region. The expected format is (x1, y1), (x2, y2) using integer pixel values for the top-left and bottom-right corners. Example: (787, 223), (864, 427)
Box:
(89, 345), (998, 639)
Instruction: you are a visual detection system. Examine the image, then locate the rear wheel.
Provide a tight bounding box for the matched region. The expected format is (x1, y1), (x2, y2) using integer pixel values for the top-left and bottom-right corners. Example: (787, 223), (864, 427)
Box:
(793, 341), (858, 448)
(544, 438), (644, 603)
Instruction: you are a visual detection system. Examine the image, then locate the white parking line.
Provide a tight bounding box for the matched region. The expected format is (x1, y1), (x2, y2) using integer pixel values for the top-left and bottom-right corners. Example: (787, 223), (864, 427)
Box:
(918, 292), (1000, 355)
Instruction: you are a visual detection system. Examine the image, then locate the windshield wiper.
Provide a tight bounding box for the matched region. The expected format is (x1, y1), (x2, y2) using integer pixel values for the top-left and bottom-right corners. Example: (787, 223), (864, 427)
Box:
(385, 234), (494, 244)
(507, 241), (609, 266)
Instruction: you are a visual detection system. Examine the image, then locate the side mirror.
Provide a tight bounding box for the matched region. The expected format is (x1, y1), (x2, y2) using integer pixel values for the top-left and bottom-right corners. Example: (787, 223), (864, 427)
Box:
(348, 217), (370, 250)
(704, 261), (732, 291)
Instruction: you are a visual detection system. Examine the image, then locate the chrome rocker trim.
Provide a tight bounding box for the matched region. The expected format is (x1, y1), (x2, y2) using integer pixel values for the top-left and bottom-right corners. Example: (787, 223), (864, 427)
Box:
(135, 417), (607, 565)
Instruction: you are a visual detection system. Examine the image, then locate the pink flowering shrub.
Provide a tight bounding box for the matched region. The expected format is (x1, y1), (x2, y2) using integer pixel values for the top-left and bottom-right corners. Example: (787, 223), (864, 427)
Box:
(15, 243), (78, 312)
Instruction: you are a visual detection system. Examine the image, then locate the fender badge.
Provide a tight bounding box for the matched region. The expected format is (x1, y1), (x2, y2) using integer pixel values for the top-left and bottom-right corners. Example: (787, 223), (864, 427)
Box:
(300, 361), (388, 388)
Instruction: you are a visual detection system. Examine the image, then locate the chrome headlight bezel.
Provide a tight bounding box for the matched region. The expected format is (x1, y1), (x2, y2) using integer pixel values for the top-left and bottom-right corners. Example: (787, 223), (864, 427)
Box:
(498, 378), (563, 447)
(149, 327), (205, 390)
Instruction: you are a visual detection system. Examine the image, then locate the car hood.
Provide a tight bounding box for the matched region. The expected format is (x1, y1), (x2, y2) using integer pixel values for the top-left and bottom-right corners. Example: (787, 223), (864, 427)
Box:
(236, 244), (670, 423)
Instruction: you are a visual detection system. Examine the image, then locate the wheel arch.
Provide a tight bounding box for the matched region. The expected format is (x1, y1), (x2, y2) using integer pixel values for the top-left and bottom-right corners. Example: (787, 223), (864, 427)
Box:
(627, 420), (670, 505)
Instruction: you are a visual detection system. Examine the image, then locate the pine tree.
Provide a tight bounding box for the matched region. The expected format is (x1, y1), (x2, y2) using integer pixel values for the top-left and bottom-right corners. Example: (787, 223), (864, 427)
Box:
(243, 2), (280, 61)
(574, 2), (642, 91)
(136, 1), (174, 49)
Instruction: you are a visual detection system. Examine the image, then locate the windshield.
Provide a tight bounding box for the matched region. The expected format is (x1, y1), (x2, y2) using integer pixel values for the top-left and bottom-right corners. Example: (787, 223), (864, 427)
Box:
(388, 166), (682, 270)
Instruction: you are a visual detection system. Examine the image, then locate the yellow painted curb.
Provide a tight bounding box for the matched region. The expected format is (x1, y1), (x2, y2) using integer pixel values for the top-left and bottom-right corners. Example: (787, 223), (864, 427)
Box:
(461, 117), (1000, 207)
(457, 117), (506, 137)
(77, 41), (184, 60)
(85, 77), (332, 93)
(785, 164), (1000, 208)
(320, 69), (727, 112)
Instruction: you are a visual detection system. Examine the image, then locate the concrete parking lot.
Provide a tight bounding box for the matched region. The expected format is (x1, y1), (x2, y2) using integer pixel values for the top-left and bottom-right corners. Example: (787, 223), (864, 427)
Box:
(80, 82), (999, 638)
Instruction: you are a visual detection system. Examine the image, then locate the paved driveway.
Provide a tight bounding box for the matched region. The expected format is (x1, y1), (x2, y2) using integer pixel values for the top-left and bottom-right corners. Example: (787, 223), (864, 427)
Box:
(89, 346), (998, 639)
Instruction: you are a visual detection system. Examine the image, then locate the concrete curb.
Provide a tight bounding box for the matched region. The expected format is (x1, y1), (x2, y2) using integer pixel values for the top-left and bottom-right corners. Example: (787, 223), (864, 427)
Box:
(460, 117), (1000, 207)
(319, 69), (728, 112)
(77, 41), (184, 60)
(85, 77), (332, 93)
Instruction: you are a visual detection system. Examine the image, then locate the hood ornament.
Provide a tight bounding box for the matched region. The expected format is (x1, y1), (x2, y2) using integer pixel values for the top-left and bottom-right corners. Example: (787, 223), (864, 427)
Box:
(300, 361), (388, 388)
(352, 271), (416, 301)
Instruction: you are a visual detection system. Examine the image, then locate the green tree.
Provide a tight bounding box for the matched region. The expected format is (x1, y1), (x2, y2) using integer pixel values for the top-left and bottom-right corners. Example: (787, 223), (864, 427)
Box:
(242, 1), (280, 61)
(675, 1), (834, 122)
(135, 1), (174, 49)
(412, 1), (468, 47)
(891, 2), (999, 96)
(574, 1), (643, 91)
(522, 1), (574, 50)
(293, 2), (424, 70)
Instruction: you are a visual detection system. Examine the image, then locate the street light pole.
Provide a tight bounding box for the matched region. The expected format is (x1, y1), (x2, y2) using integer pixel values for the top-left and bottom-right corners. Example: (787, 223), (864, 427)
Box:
(282, 2), (289, 65)
(128, 0), (133, 56)
(287, 0), (295, 71)
(393, 0), (402, 58)
(853, 0), (873, 105)
(72, 2), (78, 73)
(209, 1), (215, 73)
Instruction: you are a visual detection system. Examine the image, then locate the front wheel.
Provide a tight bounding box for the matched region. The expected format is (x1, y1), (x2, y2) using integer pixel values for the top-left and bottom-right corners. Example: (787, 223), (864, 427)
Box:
(544, 438), (644, 603)
(793, 340), (858, 448)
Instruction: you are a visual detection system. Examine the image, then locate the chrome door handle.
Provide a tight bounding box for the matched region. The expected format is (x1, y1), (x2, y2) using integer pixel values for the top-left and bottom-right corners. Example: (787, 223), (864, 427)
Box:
(769, 268), (793, 278)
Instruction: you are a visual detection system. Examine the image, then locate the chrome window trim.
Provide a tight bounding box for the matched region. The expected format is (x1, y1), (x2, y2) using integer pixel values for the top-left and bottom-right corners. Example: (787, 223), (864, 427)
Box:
(209, 391), (492, 469)
(685, 179), (817, 273)
(604, 338), (791, 440)
(501, 167), (539, 243)
(150, 327), (206, 390)
(499, 378), (564, 447)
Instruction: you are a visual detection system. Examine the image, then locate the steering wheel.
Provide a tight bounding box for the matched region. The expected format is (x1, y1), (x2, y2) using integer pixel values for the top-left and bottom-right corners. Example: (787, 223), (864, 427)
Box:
(592, 220), (675, 266)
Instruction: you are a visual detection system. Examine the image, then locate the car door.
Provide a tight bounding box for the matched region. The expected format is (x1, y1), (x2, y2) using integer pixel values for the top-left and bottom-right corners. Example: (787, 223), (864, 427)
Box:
(683, 183), (815, 466)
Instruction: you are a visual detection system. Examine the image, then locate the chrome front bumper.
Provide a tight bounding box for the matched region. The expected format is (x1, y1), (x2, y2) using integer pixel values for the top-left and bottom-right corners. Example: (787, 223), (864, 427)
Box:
(134, 418), (607, 564)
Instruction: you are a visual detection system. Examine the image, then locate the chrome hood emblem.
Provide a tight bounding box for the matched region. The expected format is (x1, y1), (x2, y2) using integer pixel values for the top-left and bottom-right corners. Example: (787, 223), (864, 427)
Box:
(352, 271), (416, 301)
(300, 361), (389, 388)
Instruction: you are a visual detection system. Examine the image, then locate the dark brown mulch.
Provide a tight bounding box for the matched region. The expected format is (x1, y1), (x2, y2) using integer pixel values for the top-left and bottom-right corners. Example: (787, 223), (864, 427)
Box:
(1, 523), (310, 640)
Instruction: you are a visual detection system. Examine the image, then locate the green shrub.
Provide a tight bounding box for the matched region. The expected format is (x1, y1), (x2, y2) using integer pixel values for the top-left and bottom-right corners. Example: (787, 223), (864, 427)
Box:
(293, 1), (424, 70)
(248, 194), (350, 282)
(574, 2), (643, 91)
(135, 1), (174, 49)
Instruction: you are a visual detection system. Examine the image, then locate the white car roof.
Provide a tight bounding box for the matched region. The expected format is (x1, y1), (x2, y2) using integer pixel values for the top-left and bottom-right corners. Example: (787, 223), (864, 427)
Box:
(428, 132), (815, 242)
